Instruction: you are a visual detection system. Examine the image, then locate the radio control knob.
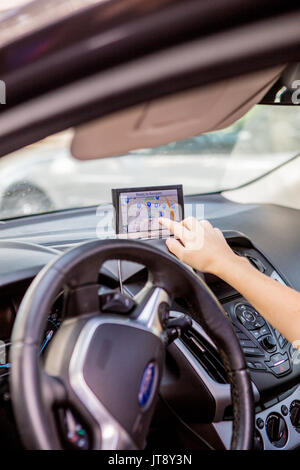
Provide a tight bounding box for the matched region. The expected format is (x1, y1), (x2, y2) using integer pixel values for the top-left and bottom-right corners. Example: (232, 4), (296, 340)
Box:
(266, 413), (288, 448)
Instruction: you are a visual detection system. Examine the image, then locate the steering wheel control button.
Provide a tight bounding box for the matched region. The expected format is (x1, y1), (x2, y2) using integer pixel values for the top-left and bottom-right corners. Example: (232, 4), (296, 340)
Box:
(266, 413), (288, 448)
(290, 400), (300, 432)
(260, 335), (277, 352)
(256, 417), (264, 430)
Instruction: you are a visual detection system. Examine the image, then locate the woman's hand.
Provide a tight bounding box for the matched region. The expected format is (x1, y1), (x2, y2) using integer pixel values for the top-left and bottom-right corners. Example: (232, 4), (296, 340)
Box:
(159, 216), (240, 275)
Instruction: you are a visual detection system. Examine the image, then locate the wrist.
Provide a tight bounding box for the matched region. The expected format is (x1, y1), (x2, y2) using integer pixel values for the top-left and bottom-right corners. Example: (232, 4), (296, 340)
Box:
(211, 252), (249, 279)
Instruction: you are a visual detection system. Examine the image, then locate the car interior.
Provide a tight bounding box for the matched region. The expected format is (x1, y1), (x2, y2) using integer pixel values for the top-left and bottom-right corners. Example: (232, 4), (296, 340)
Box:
(0, 0), (300, 452)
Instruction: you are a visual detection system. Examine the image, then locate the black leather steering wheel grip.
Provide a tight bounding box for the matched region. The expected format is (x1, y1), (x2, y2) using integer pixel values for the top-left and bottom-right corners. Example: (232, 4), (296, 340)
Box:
(10, 239), (254, 450)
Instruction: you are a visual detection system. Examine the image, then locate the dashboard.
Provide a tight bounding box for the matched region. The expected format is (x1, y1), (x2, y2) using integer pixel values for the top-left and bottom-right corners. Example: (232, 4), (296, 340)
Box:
(0, 192), (300, 449)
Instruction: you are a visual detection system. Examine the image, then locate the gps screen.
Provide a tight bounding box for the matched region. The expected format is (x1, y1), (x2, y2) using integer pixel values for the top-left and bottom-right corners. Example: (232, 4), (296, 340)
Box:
(112, 185), (184, 237)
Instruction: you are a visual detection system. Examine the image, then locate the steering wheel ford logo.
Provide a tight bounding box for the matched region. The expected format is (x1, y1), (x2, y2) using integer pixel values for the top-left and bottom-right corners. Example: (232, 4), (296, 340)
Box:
(138, 362), (157, 409)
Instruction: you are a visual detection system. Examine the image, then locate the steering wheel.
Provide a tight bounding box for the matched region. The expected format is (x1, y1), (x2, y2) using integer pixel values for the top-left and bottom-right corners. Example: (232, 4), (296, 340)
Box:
(10, 239), (254, 450)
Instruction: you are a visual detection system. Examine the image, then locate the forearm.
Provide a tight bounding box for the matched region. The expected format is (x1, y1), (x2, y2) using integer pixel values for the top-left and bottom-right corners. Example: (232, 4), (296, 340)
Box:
(216, 255), (300, 347)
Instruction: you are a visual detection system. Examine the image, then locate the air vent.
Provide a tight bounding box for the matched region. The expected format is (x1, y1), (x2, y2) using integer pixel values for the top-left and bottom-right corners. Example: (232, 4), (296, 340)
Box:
(233, 250), (266, 273)
(246, 255), (265, 273)
(181, 328), (228, 384)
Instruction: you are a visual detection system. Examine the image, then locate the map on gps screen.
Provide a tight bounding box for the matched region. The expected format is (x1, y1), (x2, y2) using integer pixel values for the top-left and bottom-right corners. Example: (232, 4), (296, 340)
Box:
(113, 186), (183, 236)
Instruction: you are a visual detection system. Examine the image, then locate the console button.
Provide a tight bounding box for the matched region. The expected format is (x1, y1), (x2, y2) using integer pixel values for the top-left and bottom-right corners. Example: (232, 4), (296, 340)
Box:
(256, 417), (264, 429)
(242, 347), (265, 357)
(281, 405), (288, 417)
(243, 322), (257, 331)
(278, 335), (288, 348)
(235, 304), (247, 313)
(273, 328), (288, 348)
(266, 413), (288, 448)
(274, 329), (281, 339)
(235, 304), (266, 331)
(270, 360), (291, 376)
(236, 305), (256, 321)
(237, 313), (256, 328)
(254, 317), (265, 328)
(266, 352), (288, 367)
(259, 326), (271, 336)
(272, 353), (288, 362)
(239, 339), (256, 348)
(251, 326), (271, 339)
(233, 325), (245, 334)
(251, 330), (261, 339)
(236, 331), (249, 341)
(253, 362), (266, 370)
(244, 311), (256, 322)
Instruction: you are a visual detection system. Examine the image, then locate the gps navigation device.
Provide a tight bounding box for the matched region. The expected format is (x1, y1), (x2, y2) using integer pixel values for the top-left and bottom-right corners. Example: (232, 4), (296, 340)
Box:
(112, 185), (184, 238)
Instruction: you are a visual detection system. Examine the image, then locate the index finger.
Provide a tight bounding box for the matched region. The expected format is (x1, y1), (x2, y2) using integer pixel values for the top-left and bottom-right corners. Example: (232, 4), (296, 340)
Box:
(159, 217), (189, 244)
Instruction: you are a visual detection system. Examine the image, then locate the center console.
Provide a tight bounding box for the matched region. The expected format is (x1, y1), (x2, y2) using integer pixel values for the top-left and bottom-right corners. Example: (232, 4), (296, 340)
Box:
(166, 231), (300, 450)
(221, 246), (293, 380)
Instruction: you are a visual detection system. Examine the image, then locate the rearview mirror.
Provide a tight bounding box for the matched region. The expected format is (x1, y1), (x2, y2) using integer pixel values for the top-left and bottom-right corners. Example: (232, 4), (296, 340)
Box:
(260, 63), (300, 105)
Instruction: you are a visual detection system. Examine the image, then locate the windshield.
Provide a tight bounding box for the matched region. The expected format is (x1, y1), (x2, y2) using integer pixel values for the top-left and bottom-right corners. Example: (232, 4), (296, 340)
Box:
(0, 104), (299, 220)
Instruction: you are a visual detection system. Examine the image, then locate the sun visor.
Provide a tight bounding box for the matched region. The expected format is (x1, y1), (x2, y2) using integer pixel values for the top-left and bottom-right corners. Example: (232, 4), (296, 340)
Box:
(71, 66), (284, 160)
